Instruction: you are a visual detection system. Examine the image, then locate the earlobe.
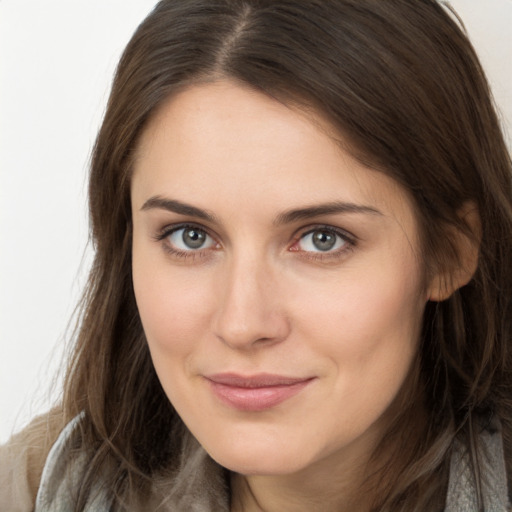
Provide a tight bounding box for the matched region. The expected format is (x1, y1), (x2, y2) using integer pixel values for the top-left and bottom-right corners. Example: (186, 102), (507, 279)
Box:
(428, 203), (481, 302)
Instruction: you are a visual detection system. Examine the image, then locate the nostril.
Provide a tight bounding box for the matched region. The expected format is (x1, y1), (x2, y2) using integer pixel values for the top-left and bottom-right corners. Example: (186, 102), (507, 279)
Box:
(213, 309), (291, 350)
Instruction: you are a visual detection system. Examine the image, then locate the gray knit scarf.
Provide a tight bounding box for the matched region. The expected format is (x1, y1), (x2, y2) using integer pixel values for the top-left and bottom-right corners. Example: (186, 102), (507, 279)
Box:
(35, 415), (510, 511)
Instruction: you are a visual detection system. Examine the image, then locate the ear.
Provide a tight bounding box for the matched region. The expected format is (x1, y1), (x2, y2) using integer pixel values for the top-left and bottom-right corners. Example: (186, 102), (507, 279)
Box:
(428, 202), (481, 302)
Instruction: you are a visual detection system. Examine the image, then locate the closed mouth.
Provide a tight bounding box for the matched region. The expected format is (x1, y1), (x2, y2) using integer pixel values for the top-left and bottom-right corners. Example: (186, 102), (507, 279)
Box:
(204, 373), (315, 411)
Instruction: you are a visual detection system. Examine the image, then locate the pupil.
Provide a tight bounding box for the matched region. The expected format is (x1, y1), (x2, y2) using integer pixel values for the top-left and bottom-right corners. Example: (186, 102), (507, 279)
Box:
(183, 229), (206, 249)
(313, 231), (336, 251)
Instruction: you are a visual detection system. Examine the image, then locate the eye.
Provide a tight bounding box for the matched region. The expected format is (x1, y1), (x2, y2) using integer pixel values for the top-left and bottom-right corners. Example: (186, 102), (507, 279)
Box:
(165, 225), (217, 251)
(294, 228), (351, 253)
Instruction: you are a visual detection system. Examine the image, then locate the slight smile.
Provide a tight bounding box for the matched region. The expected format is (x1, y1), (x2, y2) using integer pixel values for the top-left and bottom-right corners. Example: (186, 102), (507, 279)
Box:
(204, 373), (316, 412)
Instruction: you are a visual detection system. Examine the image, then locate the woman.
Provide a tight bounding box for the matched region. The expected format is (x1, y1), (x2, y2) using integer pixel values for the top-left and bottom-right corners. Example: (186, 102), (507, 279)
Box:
(2, 0), (511, 510)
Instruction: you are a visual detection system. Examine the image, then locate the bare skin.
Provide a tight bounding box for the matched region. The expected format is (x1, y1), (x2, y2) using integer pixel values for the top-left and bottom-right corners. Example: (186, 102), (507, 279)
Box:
(130, 80), (463, 511)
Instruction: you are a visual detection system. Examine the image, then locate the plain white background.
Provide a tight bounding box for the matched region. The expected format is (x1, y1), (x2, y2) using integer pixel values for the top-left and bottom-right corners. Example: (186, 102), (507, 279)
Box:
(1, 0), (511, 444)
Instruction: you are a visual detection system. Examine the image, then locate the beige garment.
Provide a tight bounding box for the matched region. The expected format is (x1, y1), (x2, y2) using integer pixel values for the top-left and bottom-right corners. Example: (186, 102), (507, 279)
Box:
(0, 409), (65, 512)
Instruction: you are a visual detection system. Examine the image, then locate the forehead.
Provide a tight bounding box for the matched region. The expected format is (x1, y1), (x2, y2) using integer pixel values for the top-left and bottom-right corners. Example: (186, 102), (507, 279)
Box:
(131, 80), (416, 227)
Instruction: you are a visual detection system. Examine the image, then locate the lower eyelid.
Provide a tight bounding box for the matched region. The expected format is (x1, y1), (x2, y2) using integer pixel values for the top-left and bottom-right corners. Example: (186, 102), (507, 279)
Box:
(296, 242), (355, 263)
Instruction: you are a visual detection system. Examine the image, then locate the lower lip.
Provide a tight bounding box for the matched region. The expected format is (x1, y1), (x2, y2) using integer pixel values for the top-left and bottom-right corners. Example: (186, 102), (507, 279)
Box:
(206, 379), (313, 412)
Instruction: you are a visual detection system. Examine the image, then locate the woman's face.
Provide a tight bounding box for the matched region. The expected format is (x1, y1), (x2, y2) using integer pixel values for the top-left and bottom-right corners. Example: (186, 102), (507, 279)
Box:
(131, 81), (429, 476)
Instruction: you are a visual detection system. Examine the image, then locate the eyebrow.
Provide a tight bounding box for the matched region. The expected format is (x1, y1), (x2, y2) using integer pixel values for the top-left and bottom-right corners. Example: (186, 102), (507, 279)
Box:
(141, 196), (382, 225)
(273, 201), (382, 225)
(141, 196), (218, 223)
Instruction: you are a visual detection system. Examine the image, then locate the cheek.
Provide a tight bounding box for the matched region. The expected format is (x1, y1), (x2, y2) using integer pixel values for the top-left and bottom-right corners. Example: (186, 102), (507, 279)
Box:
(342, 276), (423, 349)
(293, 251), (425, 400)
(292, 266), (423, 441)
(132, 245), (212, 358)
(298, 263), (423, 349)
(132, 264), (215, 409)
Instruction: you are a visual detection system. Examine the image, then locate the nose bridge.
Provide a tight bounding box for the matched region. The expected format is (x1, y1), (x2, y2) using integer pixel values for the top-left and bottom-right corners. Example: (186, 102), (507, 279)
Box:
(213, 249), (289, 349)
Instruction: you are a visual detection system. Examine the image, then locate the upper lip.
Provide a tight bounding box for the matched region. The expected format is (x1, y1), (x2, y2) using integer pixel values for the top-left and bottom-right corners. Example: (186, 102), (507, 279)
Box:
(204, 373), (314, 388)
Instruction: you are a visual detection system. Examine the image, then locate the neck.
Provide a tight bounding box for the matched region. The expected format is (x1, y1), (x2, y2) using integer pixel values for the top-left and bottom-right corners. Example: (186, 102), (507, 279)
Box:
(229, 438), (376, 512)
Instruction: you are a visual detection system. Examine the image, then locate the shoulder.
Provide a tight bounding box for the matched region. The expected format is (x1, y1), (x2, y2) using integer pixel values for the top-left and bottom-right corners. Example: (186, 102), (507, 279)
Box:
(447, 416), (511, 511)
(6, 410), (230, 512)
(0, 408), (66, 512)
(33, 412), (113, 510)
(33, 412), (111, 510)
(34, 416), (230, 511)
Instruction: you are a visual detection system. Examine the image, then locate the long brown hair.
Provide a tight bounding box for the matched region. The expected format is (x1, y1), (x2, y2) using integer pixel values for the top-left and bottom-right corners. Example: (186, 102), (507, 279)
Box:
(63, 1), (512, 509)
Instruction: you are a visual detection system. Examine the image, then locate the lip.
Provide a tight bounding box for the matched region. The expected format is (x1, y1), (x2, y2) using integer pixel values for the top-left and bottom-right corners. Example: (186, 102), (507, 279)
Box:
(204, 373), (315, 412)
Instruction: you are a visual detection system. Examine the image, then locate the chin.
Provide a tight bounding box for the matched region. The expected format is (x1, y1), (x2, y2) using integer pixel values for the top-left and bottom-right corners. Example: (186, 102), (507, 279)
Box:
(202, 436), (312, 476)
(216, 456), (308, 477)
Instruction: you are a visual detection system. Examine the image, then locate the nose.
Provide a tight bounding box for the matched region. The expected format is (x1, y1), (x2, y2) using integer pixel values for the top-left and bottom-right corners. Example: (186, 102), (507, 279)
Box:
(213, 254), (290, 350)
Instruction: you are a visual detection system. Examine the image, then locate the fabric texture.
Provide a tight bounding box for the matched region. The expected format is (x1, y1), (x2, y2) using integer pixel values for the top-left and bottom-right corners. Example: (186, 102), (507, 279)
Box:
(34, 415), (230, 512)
(445, 416), (510, 512)
(0, 409), (65, 512)
(2, 411), (509, 511)
(30, 415), (510, 512)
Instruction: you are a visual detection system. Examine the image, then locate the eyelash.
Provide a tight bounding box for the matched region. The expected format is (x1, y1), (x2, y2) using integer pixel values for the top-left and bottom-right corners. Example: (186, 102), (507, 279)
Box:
(154, 223), (357, 263)
(290, 225), (356, 262)
(154, 223), (217, 261)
